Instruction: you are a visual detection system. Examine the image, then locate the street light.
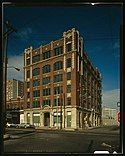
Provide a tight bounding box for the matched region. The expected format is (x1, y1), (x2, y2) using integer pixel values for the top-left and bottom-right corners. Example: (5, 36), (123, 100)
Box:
(7, 66), (20, 71)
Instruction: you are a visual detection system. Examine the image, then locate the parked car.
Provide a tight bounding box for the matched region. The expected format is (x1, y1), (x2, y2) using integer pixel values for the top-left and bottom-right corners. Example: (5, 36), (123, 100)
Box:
(16, 123), (35, 129)
(6, 122), (12, 127)
(6, 122), (18, 128)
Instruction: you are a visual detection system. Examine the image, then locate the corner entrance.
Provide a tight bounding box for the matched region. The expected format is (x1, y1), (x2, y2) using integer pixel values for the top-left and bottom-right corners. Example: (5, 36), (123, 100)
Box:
(44, 112), (50, 126)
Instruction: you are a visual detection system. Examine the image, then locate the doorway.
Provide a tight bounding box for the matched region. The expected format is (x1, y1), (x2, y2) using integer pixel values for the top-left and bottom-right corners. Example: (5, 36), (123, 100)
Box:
(44, 112), (50, 126)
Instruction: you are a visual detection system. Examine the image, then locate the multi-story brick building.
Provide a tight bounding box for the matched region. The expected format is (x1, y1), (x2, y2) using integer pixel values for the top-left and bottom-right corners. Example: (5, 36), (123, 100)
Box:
(23, 28), (102, 129)
(6, 79), (24, 101)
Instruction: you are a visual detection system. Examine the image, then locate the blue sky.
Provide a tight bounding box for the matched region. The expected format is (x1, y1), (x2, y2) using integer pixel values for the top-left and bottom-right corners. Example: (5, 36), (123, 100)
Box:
(3, 4), (122, 108)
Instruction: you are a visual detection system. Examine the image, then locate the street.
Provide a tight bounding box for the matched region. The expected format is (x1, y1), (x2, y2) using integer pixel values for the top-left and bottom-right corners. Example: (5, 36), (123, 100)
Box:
(4, 126), (120, 154)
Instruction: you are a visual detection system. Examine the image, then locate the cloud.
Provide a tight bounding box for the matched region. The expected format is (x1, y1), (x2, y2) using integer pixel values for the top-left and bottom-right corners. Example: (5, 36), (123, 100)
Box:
(102, 89), (120, 109)
(7, 55), (24, 81)
(15, 27), (32, 41)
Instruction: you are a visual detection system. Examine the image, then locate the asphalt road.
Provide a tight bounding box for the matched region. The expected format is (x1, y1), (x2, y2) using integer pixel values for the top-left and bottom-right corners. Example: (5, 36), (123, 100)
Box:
(4, 126), (120, 154)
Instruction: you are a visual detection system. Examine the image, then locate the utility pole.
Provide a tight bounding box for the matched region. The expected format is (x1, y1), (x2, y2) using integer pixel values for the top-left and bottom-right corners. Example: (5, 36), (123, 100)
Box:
(63, 93), (65, 128)
(60, 93), (62, 129)
(3, 21), (17, 134)
(56, 95), (59, 129)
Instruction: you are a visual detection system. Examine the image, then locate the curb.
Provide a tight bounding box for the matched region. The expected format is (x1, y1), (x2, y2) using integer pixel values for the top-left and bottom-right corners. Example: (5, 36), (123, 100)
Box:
(4, 132), (36, 140)
(9, 132), (36, 139)
(18, 131), (36, 138)
(35, 128), (119, 135)
(36, 128), (75, 132)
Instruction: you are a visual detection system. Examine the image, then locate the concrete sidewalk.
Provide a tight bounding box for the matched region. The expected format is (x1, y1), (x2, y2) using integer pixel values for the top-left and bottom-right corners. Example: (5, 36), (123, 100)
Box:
(35, 126), (120, 135)
(4, 133), (24, 140)
(4, 126), (119, 141)
(4, 131), (36, 141)
(4, 134), (10, 140)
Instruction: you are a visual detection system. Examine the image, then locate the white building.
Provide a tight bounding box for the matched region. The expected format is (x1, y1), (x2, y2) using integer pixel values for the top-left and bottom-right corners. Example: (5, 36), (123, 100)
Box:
(102, 107), (118, 126)
(6, 79), (24, 101)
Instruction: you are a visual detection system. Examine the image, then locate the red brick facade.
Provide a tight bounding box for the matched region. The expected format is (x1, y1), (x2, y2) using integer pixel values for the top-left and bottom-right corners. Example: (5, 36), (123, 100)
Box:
(23, 28), (102, 129)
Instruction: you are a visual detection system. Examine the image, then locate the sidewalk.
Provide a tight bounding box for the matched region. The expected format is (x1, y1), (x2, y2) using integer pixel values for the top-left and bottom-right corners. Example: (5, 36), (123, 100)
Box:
(4, 130), (36, 141)
(35, 126), (120, 135)
(4, 126), (119, 141)
(4, 134), (10, 140)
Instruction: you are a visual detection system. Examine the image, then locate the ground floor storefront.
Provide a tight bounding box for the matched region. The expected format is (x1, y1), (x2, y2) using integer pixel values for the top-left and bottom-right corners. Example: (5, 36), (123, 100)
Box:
(22, 106), (102, 130)
(6, 109), (20, 124)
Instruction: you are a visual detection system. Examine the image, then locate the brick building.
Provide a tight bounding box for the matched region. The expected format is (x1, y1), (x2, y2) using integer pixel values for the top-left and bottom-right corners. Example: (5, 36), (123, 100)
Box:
(23, 28), (102, 129)
(6, 97), (24, 124)
(6, 97), (24, 110)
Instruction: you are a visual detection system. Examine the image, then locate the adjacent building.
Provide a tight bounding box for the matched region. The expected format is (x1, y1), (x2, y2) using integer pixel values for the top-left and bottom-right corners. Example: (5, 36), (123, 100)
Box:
(23, 28), (102, 129)
(102, 107), (118, 126)
(6, 79), (24, 101)
(6, 79), (24, 124)
(6, 97), (24, 110)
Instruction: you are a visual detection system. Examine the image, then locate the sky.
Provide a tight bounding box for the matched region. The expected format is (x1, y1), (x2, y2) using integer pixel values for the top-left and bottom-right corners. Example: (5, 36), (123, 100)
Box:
(3, 3), (122, 109)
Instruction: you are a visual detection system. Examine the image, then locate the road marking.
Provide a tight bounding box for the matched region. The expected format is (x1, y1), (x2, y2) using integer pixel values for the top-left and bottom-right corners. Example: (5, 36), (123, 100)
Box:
(101, 142), (112, 148)
(94, 151), (109, 154)
(113, 151), (117, 154)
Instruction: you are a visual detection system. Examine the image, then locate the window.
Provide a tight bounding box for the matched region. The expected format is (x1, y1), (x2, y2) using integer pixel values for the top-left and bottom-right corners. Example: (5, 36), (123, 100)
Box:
(66, 58), (71, 68)
(42, 65), (51, 74)
(67, 97), (71, 105)
(42, 99), (51, 106)
(54, 97), (63, 106)
(27, 92), (30, 98)
(54, 86), (63, 95)
(43, 88), (51, 96)
(32, 55), (40, 63)
(66, 43), (72, 52)
(54, 46), (63, 56)
(27, 70), (30, 78)
(42, 77), (51, 85)
(26, 58), (30, 65)
(27, 82), (30, 88)
(32, 101), (40, 108)
(67, 72), (71, 80)
(77, 73), (80, 83)
(33, 79), (40, 87)
(32, 68), (40, 76)
(27, 102), (30, 108)
(53, 115), (61, 124)
(33, 90), (40, 97)
(54, 98), (60, 106)
(54, 74), (63, 82)
(67, 85), (71, 93)
(53, 61), (63, 71)
(67, 111), (71, 127)
(42, 51), (51, 60)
